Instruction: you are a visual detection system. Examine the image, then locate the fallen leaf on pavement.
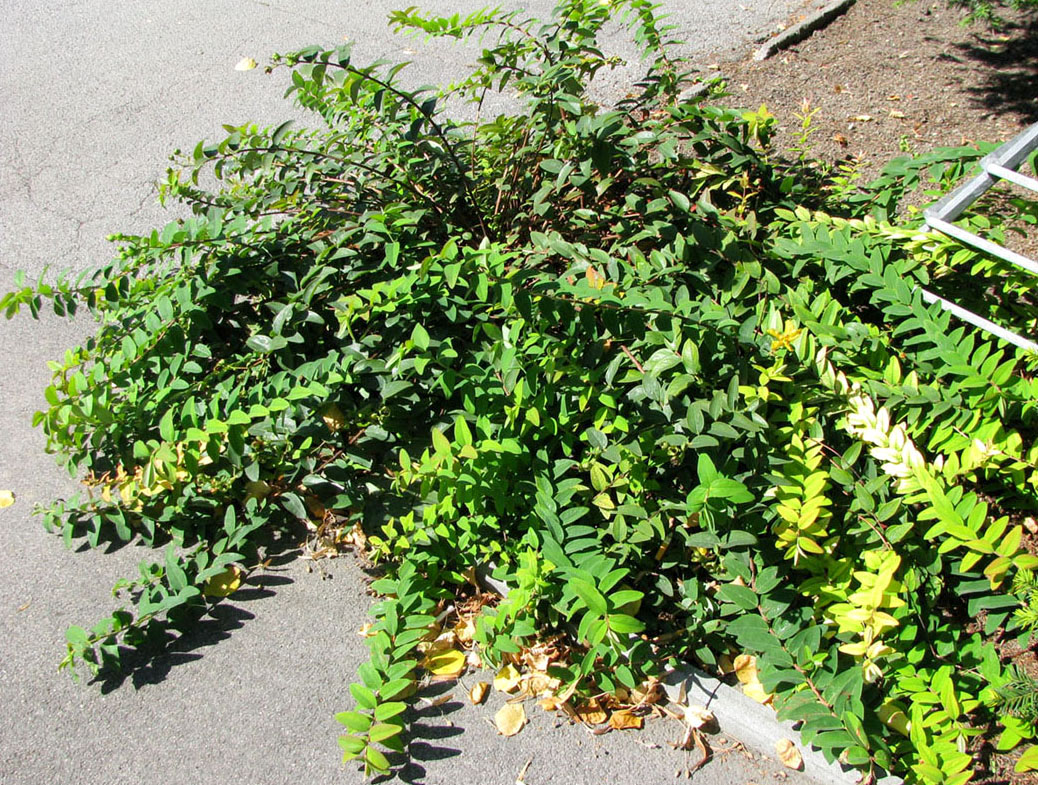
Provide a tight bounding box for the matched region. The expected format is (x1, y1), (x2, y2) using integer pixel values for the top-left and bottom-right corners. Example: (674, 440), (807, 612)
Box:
(0, 490), (15, 508)
(609, 709), (643, 730)
(235, 57), (258, 71)
(574, 698), (608, 725)
(470, 681), (489, 705)
(776, 738), (804, 770)
(495, 703), (527, 736)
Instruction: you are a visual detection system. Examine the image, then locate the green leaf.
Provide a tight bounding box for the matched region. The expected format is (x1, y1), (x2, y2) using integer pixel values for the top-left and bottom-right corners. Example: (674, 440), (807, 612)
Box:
(246, 334), (273, 353)
(335, 711), (372, 733)
(1016, 745), (1038, 773)
(350, 683), (378, 710)
(279, 492), (308, 520)
(373, 701), (407, 721)
(365, 745), (391, 772)
(368, 723), (403, 743)
(411, 323), (430, 351)
(431, 427), (451, 456)
(159, 409), (176, 442)
(607, 613), (645, 634)
(716, 583), (758, 610)
(571, 578), (608, 616)
(379, 678), (412, 700)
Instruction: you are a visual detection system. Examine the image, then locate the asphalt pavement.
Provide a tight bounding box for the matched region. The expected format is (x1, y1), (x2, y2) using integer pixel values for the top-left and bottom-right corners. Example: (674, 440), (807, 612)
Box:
(0, 2), (831, 783)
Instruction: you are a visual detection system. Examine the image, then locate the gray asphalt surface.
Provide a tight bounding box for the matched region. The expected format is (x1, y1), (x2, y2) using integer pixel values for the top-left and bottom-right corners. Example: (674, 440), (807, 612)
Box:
(0, 2), (826, 783)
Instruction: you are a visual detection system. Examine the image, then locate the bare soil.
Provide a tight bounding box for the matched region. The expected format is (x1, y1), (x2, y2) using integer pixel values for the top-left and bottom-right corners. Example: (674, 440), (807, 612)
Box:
(715, 0), (1037, 179)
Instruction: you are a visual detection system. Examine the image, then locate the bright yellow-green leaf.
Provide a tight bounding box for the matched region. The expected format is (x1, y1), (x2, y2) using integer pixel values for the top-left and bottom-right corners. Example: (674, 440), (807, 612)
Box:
(203, 566), (243, 597)
(984, 555), (1011, 588)
(1015, 744), (1038, 772)
(0, 490), (14, 509)
(431, 427), (451, 456)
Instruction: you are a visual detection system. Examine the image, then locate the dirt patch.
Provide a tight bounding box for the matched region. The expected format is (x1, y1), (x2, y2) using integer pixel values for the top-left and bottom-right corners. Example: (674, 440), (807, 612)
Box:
(710, 0), (1037, 180)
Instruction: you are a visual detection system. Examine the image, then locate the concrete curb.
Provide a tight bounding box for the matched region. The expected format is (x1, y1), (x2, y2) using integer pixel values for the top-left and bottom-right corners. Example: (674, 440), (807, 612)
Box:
(753, 0), (857, 61)
(661, 665), (904, 785)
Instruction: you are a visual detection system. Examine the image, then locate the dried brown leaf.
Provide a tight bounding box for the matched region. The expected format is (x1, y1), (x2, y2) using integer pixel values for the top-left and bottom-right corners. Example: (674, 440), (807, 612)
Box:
(470, 681), (489, 705)
(609, 709), (644, 730)
(775, 739), (804, 770)
(683, 704), (714, 729)
(495, 703), (527, 737)
(574, 698), (608, 725)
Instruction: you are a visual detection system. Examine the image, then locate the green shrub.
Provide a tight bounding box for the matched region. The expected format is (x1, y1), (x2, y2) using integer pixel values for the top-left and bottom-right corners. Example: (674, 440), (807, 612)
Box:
(3, 1), (1037, 782)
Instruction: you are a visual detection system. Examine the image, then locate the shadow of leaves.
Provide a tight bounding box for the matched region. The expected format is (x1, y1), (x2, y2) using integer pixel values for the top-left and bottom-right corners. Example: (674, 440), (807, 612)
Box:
(954, 15), (1038, 123)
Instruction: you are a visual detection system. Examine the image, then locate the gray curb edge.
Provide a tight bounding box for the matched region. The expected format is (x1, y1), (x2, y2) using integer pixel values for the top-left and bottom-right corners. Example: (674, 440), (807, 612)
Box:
(753, 0), (857, 60)
(662, 665), (905, 785)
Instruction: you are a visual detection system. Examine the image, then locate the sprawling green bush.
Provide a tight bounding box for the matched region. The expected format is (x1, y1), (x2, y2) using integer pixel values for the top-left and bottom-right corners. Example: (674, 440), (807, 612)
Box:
(4, 1), (1037, 782)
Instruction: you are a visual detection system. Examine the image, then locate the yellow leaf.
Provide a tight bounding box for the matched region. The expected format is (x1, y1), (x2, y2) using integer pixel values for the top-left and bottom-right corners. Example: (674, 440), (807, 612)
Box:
(733, 654), (758, 684)
(421, 647), (466, 679)
(320, 402), (347, 432)
(742, 680), (774, 705)
(235, 57), (258, 71)
(203, 566), (243, 598)
(608, 709), (643, 730)
(735, 654), (774, 704)
(775, 739), (803, 770)
(494, 663), (522, 693)
(0, 490), (14, 509)
(494, 703), (527, 736)
(537, 697), (563, 711)
(469, 681), (489, 705)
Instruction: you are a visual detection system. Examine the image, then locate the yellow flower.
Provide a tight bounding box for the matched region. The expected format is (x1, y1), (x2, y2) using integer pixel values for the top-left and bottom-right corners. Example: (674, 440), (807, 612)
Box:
(767, 321), (802, 352)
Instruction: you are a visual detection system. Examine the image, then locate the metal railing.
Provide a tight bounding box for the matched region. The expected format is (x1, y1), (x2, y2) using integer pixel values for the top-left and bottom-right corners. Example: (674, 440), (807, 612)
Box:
(920, 121), (1038, 353)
